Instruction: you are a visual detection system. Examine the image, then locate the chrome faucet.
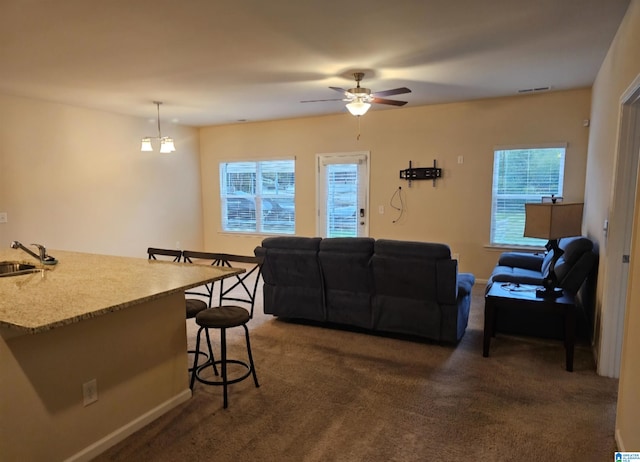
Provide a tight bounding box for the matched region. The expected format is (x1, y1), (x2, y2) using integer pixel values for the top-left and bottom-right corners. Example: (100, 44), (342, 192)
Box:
(10, 241), (56, 264)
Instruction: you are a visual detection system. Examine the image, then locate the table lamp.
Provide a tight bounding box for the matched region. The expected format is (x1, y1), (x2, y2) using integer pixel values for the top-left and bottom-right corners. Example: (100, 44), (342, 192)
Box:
(524, 201), (584, 298)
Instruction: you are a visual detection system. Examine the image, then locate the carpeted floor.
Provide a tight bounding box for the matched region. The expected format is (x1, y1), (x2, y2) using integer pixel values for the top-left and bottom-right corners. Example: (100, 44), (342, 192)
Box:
(95, 284), (618, 461)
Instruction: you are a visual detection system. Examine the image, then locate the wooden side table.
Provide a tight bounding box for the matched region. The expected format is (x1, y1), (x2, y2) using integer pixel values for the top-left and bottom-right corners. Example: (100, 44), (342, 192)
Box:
(483, 283), (576, 371)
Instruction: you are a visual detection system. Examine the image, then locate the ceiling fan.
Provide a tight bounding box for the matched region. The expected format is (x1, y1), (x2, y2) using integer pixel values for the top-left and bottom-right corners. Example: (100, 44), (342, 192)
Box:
(301, 72), (411, 116)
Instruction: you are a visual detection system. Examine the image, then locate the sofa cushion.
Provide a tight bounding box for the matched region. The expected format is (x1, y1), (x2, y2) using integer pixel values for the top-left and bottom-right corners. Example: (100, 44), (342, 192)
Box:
(541, 236), (593, 277)
(559, 236), (594, 265)
(319, 238), (374, 293)
(261, 236), (322, 251)
(490, 265), (545, 286)
(498, 252), (544, 272)
(319, 237), (375, 329)
(256, 236), (325, 321)
(374, 239), (451, 259)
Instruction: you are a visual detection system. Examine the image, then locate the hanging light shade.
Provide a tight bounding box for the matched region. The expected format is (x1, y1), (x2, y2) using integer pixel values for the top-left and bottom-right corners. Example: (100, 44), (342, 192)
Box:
(140, 137), (153, 151)
(141, 102), (176, 153)
(160, 137), (176, 153)
(346, 99), (371, 116)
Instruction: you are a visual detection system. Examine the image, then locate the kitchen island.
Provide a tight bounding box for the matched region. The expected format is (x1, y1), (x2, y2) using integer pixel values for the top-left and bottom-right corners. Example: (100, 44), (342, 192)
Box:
(0, 249), (243, 461)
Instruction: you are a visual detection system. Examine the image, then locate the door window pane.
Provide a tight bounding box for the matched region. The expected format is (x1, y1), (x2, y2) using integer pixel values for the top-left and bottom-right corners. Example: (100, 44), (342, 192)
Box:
(326, 164), (358, 237)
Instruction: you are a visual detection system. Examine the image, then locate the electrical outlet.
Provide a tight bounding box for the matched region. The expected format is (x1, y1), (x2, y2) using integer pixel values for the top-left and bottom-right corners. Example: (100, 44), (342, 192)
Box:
(0, 212), (7, 223)
(82, 379), (98, 406)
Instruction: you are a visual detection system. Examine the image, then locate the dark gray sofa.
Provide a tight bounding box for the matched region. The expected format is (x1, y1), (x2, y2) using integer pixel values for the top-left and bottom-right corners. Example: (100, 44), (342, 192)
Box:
(486, 236), (597, 294)
(486, 235), (597, 340)
(255, 236), (475, 343)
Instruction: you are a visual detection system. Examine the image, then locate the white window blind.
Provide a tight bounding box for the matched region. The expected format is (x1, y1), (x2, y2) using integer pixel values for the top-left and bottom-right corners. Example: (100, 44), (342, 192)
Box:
(220, 159), (295, 234)
(490, 146), (566, 246)
(326, 163), (358, 237)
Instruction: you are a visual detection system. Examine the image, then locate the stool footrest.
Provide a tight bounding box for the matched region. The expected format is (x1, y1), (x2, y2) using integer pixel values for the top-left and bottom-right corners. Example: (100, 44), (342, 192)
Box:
(187, 349), (210, 373)
(194, 359), (255, 386)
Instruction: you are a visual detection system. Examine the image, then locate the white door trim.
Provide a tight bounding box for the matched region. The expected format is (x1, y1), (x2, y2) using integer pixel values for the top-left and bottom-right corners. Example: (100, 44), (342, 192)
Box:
(315, 151), (370, 238)
(598, 74), (640, 377)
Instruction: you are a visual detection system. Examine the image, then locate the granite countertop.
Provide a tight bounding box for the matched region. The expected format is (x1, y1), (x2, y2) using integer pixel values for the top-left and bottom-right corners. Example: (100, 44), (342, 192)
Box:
(0, 249), (243, 334)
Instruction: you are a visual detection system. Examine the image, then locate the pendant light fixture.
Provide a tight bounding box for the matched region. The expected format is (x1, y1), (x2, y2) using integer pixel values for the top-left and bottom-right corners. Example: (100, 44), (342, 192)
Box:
(141, 101), (176, 153)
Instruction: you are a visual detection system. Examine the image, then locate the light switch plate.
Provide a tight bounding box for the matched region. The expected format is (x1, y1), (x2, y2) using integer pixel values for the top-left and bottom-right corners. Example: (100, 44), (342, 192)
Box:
(0, 212), (7, 223)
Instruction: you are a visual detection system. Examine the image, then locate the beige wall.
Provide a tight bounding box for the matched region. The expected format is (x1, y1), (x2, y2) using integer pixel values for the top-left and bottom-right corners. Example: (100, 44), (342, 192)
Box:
(586, 0), (640, 451)
(0, 292), (189, 461)
(200, 89), (591, 279)
(0, 94), (204, 257)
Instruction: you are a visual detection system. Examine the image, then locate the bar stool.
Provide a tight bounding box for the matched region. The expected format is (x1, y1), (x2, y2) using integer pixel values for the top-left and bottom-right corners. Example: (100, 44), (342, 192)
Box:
(147, 247), (210, 372)
(188, 253), (263, 408)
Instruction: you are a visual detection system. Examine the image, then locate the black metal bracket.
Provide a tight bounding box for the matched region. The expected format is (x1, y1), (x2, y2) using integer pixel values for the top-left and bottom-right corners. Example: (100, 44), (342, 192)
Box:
(399, 160), (442, 187)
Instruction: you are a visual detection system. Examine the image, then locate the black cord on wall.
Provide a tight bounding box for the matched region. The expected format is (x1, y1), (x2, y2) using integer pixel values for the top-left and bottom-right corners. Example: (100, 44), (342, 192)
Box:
(390, 186), (404, 223)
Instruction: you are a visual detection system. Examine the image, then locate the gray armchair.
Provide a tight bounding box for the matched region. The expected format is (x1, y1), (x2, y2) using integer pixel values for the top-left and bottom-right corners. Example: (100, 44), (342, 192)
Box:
(487, 236), (597, 295)
(486, 236), (597, 340)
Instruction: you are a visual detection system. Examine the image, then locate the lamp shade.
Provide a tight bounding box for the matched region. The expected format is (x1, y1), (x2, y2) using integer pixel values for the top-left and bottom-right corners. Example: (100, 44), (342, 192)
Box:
(524, 202), (584, 239)
(140, 138), (153, 152)
(160, 137), (176, 153)
(346, 100), (371, 116)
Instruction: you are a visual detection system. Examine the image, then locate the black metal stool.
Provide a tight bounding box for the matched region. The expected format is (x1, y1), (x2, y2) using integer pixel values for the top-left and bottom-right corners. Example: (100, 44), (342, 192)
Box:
(189, 254), (263, 408)
(148, 247), (211, 372)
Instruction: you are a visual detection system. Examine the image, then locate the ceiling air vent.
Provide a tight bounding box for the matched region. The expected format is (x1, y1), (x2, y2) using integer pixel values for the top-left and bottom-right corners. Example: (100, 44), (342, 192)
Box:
(517, 86), (551, 94)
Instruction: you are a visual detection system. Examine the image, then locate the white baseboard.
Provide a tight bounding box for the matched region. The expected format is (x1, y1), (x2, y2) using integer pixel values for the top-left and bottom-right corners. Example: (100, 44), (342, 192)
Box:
(615, 428), (625, 452)
(65, 388), (192, 462)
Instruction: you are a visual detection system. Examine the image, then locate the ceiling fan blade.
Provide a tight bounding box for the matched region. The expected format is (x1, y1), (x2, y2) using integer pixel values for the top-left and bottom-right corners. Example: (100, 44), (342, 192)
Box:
(372, 87), (412, 97)
(300, 98), (345, 103)
(329, 86), (348, 92)
(372, 97), (408, 106)
(329, 86), (352, 97)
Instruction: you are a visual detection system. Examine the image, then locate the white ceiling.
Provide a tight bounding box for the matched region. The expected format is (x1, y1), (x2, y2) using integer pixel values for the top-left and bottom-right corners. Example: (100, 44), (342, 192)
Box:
(0, 0), (630, 127)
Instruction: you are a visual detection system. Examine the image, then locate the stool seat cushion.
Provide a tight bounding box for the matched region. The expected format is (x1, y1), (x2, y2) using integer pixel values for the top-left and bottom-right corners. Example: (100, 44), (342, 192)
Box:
(196, 305), (250, 328)
(186, 299), (208, 318)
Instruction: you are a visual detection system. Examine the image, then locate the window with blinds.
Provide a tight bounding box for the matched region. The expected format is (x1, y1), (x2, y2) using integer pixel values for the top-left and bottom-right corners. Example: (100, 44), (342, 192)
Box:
(490, 146), (566, 246)
(220, 159), (295, 234)
(326, 163), (358, 237)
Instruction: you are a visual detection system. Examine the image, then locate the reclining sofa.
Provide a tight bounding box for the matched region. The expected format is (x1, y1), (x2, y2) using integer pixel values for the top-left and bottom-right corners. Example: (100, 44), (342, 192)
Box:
(486, 235), (597, 339)
(254, 237), (475, 343)
(486, 236), (596, 294)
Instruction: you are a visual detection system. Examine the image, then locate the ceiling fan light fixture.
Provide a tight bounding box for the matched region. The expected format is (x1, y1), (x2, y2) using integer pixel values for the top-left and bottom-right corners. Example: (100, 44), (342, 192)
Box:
(346, 100), (371, 116)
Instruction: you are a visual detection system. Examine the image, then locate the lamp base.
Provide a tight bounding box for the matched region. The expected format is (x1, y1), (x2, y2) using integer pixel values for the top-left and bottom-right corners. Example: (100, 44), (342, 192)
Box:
(536, 286), (564, 298)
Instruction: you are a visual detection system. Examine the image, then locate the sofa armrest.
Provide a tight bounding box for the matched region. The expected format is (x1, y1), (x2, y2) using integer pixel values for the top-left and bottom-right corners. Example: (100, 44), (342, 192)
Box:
(457, 273), (475, 296)
(436, 260), (475, 304)
(497, 252), (544, 271)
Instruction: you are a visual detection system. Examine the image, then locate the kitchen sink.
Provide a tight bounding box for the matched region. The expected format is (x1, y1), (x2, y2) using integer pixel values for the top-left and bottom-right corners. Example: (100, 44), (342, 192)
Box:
(0, 261), (40, 277)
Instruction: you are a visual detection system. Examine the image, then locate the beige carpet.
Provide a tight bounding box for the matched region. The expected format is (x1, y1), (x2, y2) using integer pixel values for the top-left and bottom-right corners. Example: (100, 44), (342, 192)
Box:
(95, 284), (618, 461)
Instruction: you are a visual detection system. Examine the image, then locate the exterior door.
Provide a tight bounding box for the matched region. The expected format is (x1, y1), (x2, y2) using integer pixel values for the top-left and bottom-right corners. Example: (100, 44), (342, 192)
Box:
(316, 151), (369, 238)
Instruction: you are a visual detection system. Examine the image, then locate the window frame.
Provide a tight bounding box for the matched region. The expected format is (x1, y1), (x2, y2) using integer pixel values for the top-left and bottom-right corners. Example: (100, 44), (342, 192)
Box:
(219, 158), (295, 235)
(490, 144), (567, 247)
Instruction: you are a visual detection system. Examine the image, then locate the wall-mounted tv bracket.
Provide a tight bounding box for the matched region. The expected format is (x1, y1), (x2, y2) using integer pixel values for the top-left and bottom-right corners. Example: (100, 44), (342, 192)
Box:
(399, 159), (442, 187)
